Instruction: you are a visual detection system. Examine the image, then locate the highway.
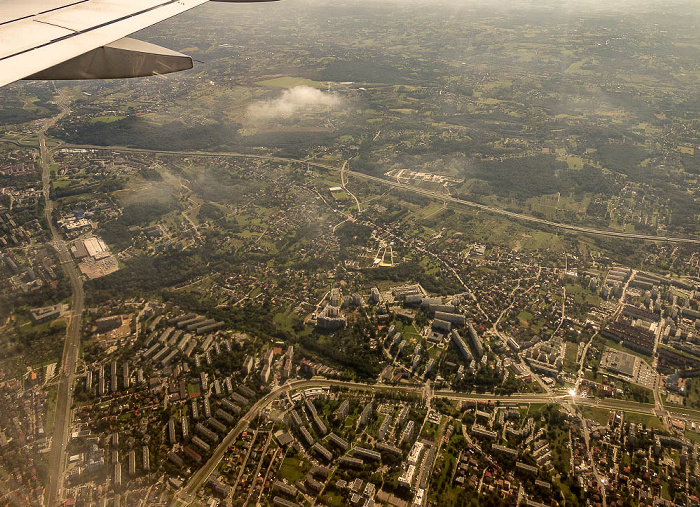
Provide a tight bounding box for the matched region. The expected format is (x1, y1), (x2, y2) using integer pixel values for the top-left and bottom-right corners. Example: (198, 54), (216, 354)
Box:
(341, 169), (700, 245)
(60, 144), (700, 245)
(41, 93), (85, 507)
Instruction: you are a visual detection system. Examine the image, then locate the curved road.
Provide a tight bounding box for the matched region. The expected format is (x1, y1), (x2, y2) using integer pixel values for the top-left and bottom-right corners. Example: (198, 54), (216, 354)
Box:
(172, 379), (424, 506)
(60, 144), (700, 245)
(170, 377), (693, 505)
(340, 160), (362, 213)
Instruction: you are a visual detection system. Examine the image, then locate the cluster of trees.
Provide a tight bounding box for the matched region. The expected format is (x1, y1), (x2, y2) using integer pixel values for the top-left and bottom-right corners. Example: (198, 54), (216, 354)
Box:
(320, 57), (429, 85)
(120, 200), (178, 227)
(300, 319), (383, 381)
(452, 365), (508, 394)
(86, 248), (208, 303)
(197, 202), (225, 222)
(239, 131), (336, 158)
(0, 270), (71, 320)
(361, 260), (462, 296)
(0, 85), (59, 125)
(53, 181), (101, 199)
(626, 384), (653, 404)
(138, 166), (163, 182)
(335, 221), (372, 259)
(464, 155), (618, 201)
(593, 141), (652, 180)
(0, 319), (65, 377)
(50, 116), (240, 151)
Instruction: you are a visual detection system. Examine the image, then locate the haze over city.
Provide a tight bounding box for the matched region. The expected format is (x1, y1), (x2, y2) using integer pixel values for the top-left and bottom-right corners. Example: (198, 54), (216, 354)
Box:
(0, 0), (699, 506)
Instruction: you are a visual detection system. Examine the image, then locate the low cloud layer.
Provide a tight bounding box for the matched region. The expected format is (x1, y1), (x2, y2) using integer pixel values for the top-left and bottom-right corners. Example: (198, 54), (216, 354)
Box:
(246, 86), (343, 121)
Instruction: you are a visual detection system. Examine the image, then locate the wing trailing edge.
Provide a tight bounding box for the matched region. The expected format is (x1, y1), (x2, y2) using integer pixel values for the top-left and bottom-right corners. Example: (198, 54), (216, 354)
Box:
(26, 37), (193, 80)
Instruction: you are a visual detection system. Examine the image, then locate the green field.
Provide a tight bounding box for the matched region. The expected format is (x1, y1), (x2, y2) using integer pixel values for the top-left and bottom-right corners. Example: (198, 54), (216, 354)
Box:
(256, 76), (326, 88)
(580, 406), (611, 425)
(278, 455), (309, 483)
(564, 342), (579, 373)
(89, 115), (127, 123)
(623, 411), (664, 431)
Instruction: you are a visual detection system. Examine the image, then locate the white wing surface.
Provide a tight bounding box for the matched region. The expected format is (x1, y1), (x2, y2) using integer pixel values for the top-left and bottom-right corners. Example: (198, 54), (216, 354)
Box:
(0, 0), (274, 88)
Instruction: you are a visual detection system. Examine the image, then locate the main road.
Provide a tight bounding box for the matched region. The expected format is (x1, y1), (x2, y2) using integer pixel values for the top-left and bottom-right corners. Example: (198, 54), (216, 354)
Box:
(60, 144), (700, 245)
(170, 379), (424, 506)
(170, 376), (695, 505)
(41, 93), (85, 507)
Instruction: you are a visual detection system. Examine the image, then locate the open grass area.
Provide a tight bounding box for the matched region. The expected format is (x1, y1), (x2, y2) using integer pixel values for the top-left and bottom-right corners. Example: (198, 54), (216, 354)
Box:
(89, 115), (127, 124)
(331, 191), (351, 201)
(565, 283), (601, 308)
(256, 76), (325, 88)
(522, 230), (565, 252)
(273, 310), (298, 333)
(429, 445), (459, 505)
(44, 384), (58, 436)
(623, 411), (664, 431)
(564, 342), (579, 373)
(420, 421), (439, 443)
(581, 406), (611, 425)
(278, 455), (309, 484)
(400, 322), (422, 340)
(686, 379), (700, 410)
(321, 491), (345, 507)
(517, 310), (534, 323)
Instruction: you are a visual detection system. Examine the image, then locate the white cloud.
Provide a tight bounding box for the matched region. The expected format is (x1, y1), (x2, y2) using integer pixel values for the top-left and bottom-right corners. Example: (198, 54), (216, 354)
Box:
(246, 85), (343, 121)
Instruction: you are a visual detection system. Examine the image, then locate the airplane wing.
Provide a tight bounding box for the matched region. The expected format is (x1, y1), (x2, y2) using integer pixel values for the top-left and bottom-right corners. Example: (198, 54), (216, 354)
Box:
(0, 0), (275, 89)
